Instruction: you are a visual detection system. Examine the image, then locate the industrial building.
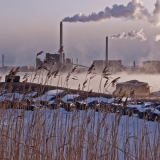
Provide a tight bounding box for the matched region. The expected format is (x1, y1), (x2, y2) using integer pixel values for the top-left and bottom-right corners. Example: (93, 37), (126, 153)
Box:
(109, 60), (122, 73)
(92, 36), (160, 74)
(93, 36), (123, 73)
(142, 61), (160, 74)
(36, 53), (61, 70)
(36, 22), (73, 72)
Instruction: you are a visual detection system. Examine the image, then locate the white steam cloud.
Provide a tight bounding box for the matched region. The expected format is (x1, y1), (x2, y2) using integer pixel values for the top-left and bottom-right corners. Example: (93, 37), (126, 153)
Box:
(62, 0), (160, 27)
(155, 35), (160, 42)
(110, 29), (147, 42)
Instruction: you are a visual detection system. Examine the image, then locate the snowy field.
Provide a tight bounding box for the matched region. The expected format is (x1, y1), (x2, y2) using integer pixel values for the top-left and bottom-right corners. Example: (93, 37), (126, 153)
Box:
(0, 89), (160, 159)
(0, 106), (159, 159)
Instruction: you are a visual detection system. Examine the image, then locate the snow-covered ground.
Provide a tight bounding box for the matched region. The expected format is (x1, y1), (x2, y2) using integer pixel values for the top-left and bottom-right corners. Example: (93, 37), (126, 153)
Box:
(0, 107), (159, 159)
(79, 97), (114, 104)
(1, 88), (160, 119)
(34, 89), (64, 101)
(0, 88), (159, 159)
(62, 94), (79, 102)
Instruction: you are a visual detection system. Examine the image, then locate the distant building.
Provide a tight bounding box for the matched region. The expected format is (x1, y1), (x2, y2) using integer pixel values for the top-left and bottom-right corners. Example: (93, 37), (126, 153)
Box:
(45, 53), (61, 70)
(36, 53), (61, 70)
(93, 60), (122, 73)
(36, 52), (73, 72)
(93, 60), (106, 72)
(142, 61), (160, 73)
(108, 60), (122, 73)
(61, 58), (73, 72)
(123, 66), (143, 74)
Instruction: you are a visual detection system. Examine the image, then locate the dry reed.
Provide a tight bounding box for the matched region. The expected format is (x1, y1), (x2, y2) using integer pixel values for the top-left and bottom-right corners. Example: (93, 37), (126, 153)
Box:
(0, 53), (160, 160)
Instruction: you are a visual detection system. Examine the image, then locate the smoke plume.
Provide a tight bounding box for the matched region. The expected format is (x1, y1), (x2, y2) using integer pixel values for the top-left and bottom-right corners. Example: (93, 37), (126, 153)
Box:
(152, 0), (160, 27)
(110, 29), (147, 42)
(62, 0), (160, 27)
(155, 35), (160, 42)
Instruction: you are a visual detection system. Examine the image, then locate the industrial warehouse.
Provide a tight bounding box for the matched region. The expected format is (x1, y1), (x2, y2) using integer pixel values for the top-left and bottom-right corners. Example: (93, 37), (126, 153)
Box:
(1, 22), (160, 74)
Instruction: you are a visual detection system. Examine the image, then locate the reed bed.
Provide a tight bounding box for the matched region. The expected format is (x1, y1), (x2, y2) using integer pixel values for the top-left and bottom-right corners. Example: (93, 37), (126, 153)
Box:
(0, 52), (160, 160)
(0, 107), (160, 160)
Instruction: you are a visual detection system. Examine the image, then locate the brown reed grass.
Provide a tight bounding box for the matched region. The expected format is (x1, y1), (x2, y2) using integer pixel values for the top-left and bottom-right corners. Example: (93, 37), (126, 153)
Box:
(0, 52), (160, 160)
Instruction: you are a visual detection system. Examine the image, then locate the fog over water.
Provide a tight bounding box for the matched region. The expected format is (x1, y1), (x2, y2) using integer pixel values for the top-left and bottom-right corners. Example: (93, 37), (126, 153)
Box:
(64, 73), (160, 93)
(1, 72), (160, 93)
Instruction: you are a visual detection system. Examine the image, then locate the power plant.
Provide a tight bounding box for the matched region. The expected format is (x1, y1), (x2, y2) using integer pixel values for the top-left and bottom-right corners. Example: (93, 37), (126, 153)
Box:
(1, 22), (160, 74)
(35, 22), (88, 72)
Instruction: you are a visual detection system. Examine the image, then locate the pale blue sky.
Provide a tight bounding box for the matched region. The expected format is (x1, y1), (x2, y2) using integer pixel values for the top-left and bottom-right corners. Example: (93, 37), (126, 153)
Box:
(0, 0), (159, 66)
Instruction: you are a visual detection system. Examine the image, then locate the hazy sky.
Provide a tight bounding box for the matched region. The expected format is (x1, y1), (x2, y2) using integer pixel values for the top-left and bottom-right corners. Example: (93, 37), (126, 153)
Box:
(0, 0), (160, 66)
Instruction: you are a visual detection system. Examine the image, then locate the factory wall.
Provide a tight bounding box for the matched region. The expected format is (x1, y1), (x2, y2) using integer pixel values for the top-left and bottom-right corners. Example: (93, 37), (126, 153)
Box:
(45, 53), (61, 70)
(93, 60), (106, 72)
(142, 61), (160, 74)
(108, 60), (122, 73)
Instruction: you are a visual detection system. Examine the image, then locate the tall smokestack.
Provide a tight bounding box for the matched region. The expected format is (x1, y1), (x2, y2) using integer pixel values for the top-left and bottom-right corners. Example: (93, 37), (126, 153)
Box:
(60, 22), (63, 49)
(60, 22), (63, 63)
(106, 37), (108, 64)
